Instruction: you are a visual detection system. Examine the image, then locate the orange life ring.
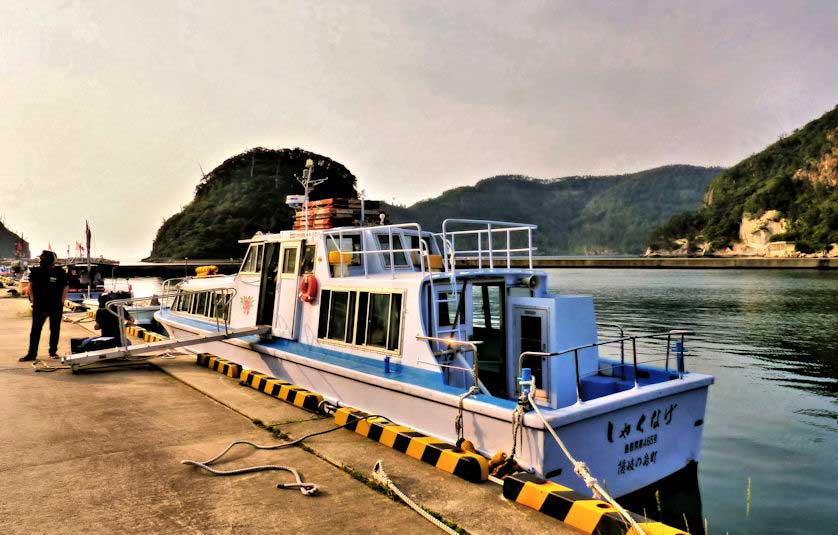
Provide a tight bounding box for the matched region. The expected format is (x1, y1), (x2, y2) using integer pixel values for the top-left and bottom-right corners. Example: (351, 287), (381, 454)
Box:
(298, 274), (319, 303)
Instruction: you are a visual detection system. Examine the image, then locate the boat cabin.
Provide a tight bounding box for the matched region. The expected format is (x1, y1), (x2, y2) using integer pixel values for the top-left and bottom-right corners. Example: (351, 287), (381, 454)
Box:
(177, 219), (603, 409)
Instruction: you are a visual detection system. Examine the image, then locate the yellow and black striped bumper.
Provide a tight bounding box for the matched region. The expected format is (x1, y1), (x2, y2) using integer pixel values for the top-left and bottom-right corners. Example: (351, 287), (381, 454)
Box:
(239, 370), (324, 412)
(196, 352), (243, 379)
(503, 472), (686, 535)
(334, 407), (489, 483)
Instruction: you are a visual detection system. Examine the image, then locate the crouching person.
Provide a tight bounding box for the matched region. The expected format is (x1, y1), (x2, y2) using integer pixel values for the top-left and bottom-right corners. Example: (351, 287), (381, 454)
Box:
(72, 294), (134, 353)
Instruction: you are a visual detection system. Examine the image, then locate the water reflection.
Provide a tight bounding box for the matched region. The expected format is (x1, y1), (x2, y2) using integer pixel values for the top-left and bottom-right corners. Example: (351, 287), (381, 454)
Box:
(548, 268), (838, 534)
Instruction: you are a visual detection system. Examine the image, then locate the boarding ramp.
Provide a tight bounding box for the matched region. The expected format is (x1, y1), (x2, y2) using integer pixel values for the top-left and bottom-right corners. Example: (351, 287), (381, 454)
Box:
(60, 288), (268, 372)
(60, 325), (270, 372)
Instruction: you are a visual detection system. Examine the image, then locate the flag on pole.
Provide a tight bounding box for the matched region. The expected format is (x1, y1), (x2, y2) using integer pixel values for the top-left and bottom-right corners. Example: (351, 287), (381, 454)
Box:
(85, 220), (92, 298)
(85, 220), (92, 260)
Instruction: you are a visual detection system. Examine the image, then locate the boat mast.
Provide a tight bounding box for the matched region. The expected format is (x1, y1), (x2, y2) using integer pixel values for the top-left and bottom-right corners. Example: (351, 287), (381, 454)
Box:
(85, 220), (92, 299)
(296, 159), (328, 232)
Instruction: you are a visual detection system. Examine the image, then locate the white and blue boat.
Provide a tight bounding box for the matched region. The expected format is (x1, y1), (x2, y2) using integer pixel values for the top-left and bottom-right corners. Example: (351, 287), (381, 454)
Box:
(155, 215), (713, 498)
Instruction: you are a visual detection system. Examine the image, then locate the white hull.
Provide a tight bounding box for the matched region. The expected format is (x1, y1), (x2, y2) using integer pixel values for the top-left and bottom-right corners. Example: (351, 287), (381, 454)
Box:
(160, 315), (711, 497)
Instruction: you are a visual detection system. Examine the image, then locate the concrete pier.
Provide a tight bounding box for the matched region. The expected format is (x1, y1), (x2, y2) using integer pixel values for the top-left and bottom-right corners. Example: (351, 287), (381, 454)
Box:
(0, 296), (582, 534)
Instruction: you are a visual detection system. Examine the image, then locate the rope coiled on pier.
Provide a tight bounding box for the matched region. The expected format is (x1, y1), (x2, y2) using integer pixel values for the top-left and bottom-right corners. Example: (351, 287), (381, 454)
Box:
(181, 411), (387, 496)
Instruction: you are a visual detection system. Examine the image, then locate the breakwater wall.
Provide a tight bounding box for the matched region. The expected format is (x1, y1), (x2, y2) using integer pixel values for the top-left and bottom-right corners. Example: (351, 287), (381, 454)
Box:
(110, 260), (241, 277)
(460, 256), (838, 269)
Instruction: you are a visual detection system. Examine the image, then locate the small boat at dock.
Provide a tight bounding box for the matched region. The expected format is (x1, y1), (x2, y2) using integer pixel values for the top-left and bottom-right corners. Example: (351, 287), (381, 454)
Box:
(153, 186), (714, 498)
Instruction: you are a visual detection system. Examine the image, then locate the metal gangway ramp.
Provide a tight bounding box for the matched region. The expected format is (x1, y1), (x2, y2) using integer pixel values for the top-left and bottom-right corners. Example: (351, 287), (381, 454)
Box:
(60, 325), (270, 372)
(60, 289), (269, 373)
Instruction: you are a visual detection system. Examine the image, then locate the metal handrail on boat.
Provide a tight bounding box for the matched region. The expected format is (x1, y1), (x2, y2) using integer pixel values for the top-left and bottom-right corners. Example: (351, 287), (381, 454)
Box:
(438, 219), (537, 272)
(416, 335), (486, 393)
(517, 329), (694, 404)
(104, 287), (238, 346)
(323, 223), (437, 278)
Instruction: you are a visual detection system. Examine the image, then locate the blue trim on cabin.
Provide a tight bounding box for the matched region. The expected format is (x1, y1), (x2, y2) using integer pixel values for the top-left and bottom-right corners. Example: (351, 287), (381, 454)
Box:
(158, 308), (517, 409)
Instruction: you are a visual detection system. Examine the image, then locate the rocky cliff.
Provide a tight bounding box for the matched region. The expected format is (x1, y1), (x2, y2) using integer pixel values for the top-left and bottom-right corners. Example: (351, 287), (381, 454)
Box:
(648, 106), (838, 256)
(0, 221), (29, 259)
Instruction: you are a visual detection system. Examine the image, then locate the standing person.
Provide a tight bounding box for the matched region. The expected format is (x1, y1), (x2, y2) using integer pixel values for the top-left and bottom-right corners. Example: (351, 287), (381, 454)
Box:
(19, 250), (68, 361)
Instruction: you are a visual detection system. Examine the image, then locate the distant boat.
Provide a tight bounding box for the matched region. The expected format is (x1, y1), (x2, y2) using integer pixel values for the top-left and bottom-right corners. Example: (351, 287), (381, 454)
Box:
(61, 260), (115, 303)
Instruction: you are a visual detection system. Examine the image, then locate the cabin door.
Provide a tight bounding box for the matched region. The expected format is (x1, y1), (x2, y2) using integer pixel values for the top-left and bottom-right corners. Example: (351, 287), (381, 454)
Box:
(511, 306), (550, 402)
(257, 243), (280, 325)
(273, 241), (302, 339)
(470, 281), (507, 397)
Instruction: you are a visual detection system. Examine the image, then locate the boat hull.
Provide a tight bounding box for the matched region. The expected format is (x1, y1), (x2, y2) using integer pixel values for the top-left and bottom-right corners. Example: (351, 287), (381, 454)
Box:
(159, 312), (711, 497)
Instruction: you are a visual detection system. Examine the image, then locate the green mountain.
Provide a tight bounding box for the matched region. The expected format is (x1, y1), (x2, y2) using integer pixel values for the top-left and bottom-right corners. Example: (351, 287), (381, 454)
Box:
(0, 221), (29, 259)
(649, 106), (838, 254)
(387, 165), (723, 255)
(147, 147), (358, 259)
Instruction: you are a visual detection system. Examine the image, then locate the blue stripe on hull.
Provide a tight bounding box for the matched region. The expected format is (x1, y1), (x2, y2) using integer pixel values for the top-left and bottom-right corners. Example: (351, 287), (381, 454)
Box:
(157, 308), (517, 409)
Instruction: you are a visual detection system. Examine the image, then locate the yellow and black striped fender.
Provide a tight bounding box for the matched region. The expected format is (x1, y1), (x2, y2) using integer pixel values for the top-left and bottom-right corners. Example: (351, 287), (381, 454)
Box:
(239, 370), (324, 412)
(142, 331), (167, 342)
(196, 353), (243, 379)
(334, 407), (489, 483)
(125, 325), (146, 338)
(502, 472), (687, 535)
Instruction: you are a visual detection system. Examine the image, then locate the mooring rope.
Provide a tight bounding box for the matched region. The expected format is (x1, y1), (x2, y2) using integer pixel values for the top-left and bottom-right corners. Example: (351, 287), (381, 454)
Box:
(524, 383), (646, 535)
(454, 385), (479, 444)
(372, 460), (460, 535)
(182, 412), (388, 496)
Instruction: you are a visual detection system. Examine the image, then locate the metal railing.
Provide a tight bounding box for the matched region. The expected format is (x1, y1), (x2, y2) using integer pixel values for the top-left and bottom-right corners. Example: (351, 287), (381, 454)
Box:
(104, 287), (238, 347)
(416, 335), (486, 393)
(517, 329), (693, 404)
(321, 219), (538, 278)
(438, 219), (537, 271)
(323, 223), (437, 278)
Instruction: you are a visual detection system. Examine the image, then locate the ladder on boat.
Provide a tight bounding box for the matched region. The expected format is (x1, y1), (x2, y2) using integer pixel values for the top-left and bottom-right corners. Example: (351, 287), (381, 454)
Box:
(60, 325), (271, 372)
(429, 234), (464, 342)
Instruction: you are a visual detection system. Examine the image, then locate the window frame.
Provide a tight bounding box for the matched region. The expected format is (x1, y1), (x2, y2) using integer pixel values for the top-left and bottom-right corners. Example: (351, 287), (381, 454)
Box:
(316, 286), (405, 355)
(240, 243), (265, 274)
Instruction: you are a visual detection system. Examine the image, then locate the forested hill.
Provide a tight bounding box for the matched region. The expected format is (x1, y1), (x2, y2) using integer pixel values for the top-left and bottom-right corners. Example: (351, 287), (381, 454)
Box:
(0, 221), (29, 258)
(148, 148), (357, 259)
(649, 105), (838, 254)
(387, 165), (723, 255)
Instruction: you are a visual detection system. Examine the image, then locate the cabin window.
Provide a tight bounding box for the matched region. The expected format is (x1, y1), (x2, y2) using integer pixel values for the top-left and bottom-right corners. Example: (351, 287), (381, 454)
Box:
(367, 293), (390, 347)
(281, 247), (298, 275)
(255, 244), (264, 273)
(438, 291), (464, 327)
(317, 290), (331, 339)
(327, 290), (350, 342)
(377, 234), (409, 267)
(173, 290), (231, 322)
(301, 244), (317, 273)
(472, 284), (501, 329)
(317, 287), (403, 353)
(387, 293), (402, 351)
(326, 235), (362, 266)
(355, 291), (369, 345)
(195, 292), (208, 316)
(241, 244), (265, 273)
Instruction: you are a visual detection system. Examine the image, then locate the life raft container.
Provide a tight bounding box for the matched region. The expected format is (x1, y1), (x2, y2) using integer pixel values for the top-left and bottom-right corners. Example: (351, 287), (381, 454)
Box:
(298, 274), (318, 303)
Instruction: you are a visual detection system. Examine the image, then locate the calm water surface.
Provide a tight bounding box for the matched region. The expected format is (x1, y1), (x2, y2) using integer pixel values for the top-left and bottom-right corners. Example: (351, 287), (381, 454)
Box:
(111, 272), (837, 533)
(547, 269), (838, 535)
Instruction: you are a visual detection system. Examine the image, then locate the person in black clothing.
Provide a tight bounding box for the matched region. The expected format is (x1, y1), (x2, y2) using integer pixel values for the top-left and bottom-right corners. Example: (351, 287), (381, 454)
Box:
(20, 250), (68, 361)
(94, 293), (134, 339)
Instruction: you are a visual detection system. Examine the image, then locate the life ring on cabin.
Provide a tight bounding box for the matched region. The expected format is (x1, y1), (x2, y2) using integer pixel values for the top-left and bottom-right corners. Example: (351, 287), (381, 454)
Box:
(298, 274), (319, 303)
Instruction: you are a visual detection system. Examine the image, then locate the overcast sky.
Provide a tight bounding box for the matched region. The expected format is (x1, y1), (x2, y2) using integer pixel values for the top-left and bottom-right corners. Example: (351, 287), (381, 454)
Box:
(1, 1), (836, 260)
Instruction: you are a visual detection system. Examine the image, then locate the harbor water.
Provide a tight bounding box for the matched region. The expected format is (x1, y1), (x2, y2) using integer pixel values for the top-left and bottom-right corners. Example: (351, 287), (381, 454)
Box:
(111, 270), (838, 534)
(548, 268), (838, 535)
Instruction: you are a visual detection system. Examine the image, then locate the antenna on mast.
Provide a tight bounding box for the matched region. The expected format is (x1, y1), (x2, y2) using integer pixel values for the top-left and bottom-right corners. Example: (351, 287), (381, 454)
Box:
(295, 159), (328, 232)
